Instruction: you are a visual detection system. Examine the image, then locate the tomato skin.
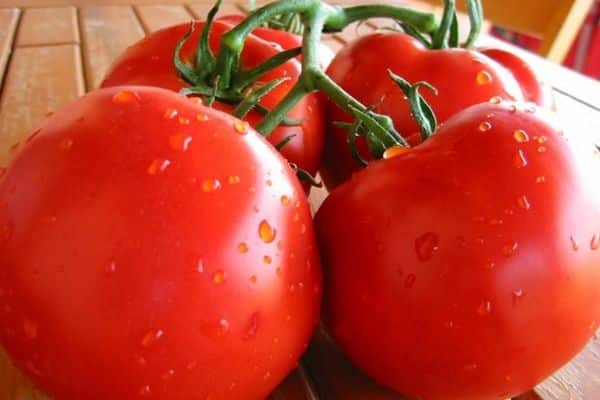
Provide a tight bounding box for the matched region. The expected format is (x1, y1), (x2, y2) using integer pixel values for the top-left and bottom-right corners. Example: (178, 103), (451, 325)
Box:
(0, 86), (321, 400)
(322, 32), (546, 188)
(101, 19), (325, 179)
(316, 102), (600, 400)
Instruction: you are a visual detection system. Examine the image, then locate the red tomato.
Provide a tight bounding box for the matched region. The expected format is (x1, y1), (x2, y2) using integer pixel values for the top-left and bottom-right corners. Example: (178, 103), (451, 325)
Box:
(0, 86), (321, 400)
(101, 19), (325, 179)
(316, 101), (600, 400)
(322, 32), (548, 188)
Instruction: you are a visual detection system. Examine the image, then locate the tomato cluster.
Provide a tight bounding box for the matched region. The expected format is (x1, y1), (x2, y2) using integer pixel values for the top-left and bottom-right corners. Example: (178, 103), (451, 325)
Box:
(0, 2), (598, 400)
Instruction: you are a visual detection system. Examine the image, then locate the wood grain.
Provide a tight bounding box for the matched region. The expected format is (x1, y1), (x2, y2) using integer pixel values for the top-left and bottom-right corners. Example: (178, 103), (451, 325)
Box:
(15, 6), (78, 46)
(0, 8), (20, 88)
(187, 1), (243, 19)
(0, 44), (84, 166)
(79, 5), (145, 89)
(134, 4), (192, 33)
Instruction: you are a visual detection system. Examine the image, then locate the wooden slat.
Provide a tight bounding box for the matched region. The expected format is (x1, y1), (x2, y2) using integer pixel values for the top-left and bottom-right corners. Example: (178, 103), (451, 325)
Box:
(0, 8), (20, 88)
(0, 44), (84, 166)
(79, 5), (145, 89)
(134, 4), (193, 33)
(15, 7), (79, 47)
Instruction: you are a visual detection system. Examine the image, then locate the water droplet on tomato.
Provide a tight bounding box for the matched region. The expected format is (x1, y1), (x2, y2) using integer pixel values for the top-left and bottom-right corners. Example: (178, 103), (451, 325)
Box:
(201, 178), (221, 192)
(508, 104), (518, 113)
(489, 96), (503, 104)
(477, 301), (492, 316)
(293, 212), (300, 222)
(517, 195), (531, 210)
(537, 136), (548, 144)
(300, 224), (307, 234)
(537, 146), (547, 153)
(263, 371), (271, 381)
(502, 241), (519, 257)
(196, 259), (204, 273)
(141, 329), (164, 347)
(228, 175), (240, 184)
(483, 261), (496, 270)
(404, 273), (416, 288)
(244, 312), (260, 339)
(178, 116), (190, 125)
(196, 113), (208, 121)
(218, 318), (230, 336)
(536, 176), (546, 184)
(513, 129), (529, 143)
(237, 242), (248, 253)
(212, 270), (225, 285)
(234, 120), (249, 134)
(280, 195), (290, 206)
(478, 121), (492, 132)
(570, 236), (579, 251)
(164, 108), (178, 119)
(161, 369), (175, 381)
(591, 234), (599, 250)
(415, 232), (439, 261)
(263, 255), (272, 264)
(59, 138), (73, 151)
(169, 134), (192, 151)
(139, 385), (151, 396)
(258, 220), (276, 243)
(108, 259), (117, 272)
(23, 318), (38, 339)
(513, 149), (528, 168)
(512, 289), (524, 306)
(249, 275), (257, 284)
(476, 70), (493, 85)
(112, 90), (138, 104)
(383, 145), (409, 159)
(147, 159), (170, 175)
(266, 179), (273, 186)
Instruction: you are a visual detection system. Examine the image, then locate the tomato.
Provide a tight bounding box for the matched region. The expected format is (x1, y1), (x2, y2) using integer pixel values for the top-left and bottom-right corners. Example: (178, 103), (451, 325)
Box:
(315, 101), (600, 400)
(322, 32), (548, 188)
(0, 86), (321, 400)
(101, 18), (325, 180)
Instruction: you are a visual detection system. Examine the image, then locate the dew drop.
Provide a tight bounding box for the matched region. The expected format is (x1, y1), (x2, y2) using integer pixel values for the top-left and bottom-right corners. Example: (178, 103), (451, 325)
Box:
(249, 275), (257, 284)
(537, 136), (548, 144)
(162, 369), (175, 381)
(478, 121), (492, 132)
(234, 120), (249, 134)
(189, 97), (203, 106)
(502, 241), (519, 257)
(293, 212), (300, 222)
(237, 242), (248, 253)
(164, 108), (178, 119)
(258, 220), (276, 243)
(513, 149), (528, 168)
(23, 318), (38, 339)
(476, 70), (493, 85)
(570, 236), (579, 251)
(227, 175), (240, 184)
(139, 385), (151, 396)
(517, 195), (531, 210)
(212, 270), (226, 285)
(591, 234), (599, 250)
(513, 129), (529, 143)
(489, 96), (503, 104)
(141, 329), (164, 347)
(196, 113), (208, 121)
(263, 255), (272, 264)
(218, 318), (230, 335)
(112, 90), (138, 104)
(512, 289), (524, 306)
(108, 259), (117, 273)
(266, 179), (273, 186)
(197, 259), (204, 273)
(201, 178), (221, 192)
(536, 176), (546, 184)
(169, 134), (192, 151)
(178, 116), (190, 125)
(383, 145), (409, 159)
(477, 301), (492, 316)
(483, 261), (495, 270)
(537, 146), (547, 153)
(147, 159), (171, 175)
(414, 232), (439, 261)
(59, 138), (73, 151)
(404, 273), (416, 288)
(244, 312), (260, 339)
(263, 371), (271, 381)
(280, 195), (290, 206)
(508, 104), (518, 113)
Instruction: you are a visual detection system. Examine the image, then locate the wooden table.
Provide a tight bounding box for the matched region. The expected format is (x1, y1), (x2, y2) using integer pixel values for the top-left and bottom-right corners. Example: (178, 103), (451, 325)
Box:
(0, 1), (599, 399)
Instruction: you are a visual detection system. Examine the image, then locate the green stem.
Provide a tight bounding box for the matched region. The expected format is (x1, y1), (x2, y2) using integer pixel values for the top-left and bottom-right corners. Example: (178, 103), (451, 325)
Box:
(432, 0), (456, 49)
(464, 0), (483, 48)
(255, 82), (308, 135)
(324, 4), (438, 33)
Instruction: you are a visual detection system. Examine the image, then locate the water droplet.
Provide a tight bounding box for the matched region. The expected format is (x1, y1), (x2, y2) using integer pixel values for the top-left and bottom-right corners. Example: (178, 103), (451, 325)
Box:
(108, 259), (117, 272)
(197, 259), (204, 273)
(162, 369), (175, 381)
(276, 267), (282, 277)
(476, 70), (493, 85)
(300, 224), (307, 234)
(383, 145), (409, 159)
(486, 113), (495, 118)
(502, 241), (519, 257)
(404, 273), (416, 288)
(228, 175), (240, 184)
(164, 108), (178, 119)
(512, 289), (524, 306)
(478, 121), (492, 132)
(280, 195), (290, 206)
(414, 232), (439, 261)
(139, 385), (151, 396)
(178, 116), (190, 125)
(517, 195), (531, 210)
(169, 134), (192, 151)
(513, 149), (528, 168)
(263, 371), (271, 381)
(266, 179), (272, 186)
(263, 255), (272, 264)
(293, 212), (300, 222)
(258, 220), (276, 243)
(218, 318), (230, 335)
(483, 261), (495, 270)
(537, 136), (547, 144)
(141, 329), (164, 347)
(477, 300), (492, 316)
(23, 318), (37, 339)
(489, 96), (503, 104)
(536, 176), (546, 184)
(244, 312), (260, 339)
(212, 270), (225, 285)
(237, 242), (248, 253)
(201, 178), (221, 192)
(59, 138), (73, 151)
(112, 90), (138, 104)
(196, 113), (208, 121)
(591, 234), (599, 250)
(234, 120), (249, 134)
(570, 236), (580, 251)
(513, 129), (529, 143)
(508, 104), (518, 113)
(249, 275), (257, 284)
(147, 159), (171, 175)
(189, 97), (203, 106)
(537, 146), (547, 153)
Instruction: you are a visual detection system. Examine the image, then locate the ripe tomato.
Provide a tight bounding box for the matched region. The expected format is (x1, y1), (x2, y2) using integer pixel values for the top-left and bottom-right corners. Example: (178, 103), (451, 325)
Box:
(0, 86), (321, 400)
(101, 18), (325, 180)
(322, 32), (548, 187)
(315, 101), (600, 400)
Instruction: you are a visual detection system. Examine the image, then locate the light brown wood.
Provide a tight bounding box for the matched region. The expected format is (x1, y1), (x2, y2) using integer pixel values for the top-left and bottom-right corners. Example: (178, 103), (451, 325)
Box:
(187, 1), (243, 19)
(0, 8), (20, 89)
(0, 0), (231, 6)
(15, 6), (78, 46)
(79, 5), (145, 89)
(0, 44), (84, 166)
(134, 4), (192, 33)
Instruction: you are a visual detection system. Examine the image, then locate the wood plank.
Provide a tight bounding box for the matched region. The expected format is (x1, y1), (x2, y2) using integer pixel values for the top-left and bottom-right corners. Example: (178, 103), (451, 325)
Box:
(79, 5), (145, 89)
(0, 0), (239, 5)
(188, 1), (244, 19)
(0, 8), (20, 90)
(15, 7), (78, 47)
(0, 44), (84, 166)
(134, 4), (193, 33)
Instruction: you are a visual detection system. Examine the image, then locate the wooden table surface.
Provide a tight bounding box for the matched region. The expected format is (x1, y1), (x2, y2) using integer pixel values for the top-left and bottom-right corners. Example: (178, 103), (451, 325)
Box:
(0, 1), (599, 399)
